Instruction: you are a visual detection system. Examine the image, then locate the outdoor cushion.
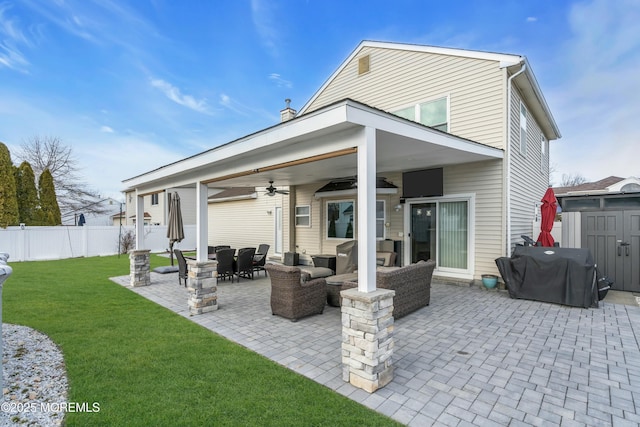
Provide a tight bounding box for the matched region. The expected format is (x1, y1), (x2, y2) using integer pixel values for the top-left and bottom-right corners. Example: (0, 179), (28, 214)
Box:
(299, 266), (334, 280)
(376, 251), (396, 267)
(153, 265), (179, 274)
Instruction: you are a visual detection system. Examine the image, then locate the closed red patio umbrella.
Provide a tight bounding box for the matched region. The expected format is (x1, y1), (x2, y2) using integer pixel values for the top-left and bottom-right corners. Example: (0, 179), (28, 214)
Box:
(537, 187), (557, 247)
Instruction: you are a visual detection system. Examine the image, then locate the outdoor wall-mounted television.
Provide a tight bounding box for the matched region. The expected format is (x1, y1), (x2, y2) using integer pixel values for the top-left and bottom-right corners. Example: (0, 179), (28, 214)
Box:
(402, 168), (443, 198)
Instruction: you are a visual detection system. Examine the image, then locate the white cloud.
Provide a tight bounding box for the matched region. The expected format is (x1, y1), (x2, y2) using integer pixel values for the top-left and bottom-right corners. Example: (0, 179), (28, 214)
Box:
(219, 93), (248, 116)
(268, 73), (292, 89)
(100, 126), (114, 133)
(526, 17), (537, 23)
(150, 78), (212, 115)
(549, 0), (640, 182)
(251, 0), (280, 56)
(0, 3), (30, 72)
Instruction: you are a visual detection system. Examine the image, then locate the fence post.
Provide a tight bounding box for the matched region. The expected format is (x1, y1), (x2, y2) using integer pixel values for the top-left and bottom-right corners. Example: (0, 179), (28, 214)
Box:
(0, 252), (13, 397)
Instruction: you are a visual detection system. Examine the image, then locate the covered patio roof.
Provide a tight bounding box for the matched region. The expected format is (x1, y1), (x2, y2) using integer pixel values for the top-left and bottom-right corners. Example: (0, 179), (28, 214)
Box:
(123, 99), (502, 195)
(123, 99), (503, 292)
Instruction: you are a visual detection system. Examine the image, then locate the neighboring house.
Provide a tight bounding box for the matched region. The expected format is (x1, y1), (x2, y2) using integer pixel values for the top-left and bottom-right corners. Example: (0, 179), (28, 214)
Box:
(553, 176), (640, 292)
(122, 40), (561, 285)
(61, 197), (124, 226)
(122, 187), (199, 226)
(554, 176), (640, 197)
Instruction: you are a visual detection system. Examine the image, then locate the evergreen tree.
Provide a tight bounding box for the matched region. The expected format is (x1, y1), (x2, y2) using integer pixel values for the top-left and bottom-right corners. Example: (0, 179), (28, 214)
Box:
(0, 142), (19, 228)
(15, 161), (39, 225)
(38, 168), (61, 225)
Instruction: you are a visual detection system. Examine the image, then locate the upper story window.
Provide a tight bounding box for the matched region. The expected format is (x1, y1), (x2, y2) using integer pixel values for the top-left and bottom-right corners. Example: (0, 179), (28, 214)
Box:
(393, 97), (448, 132)
(520, 102), (528, 155)
(151, 193), (159, 205)
(540, 135), (547, 173)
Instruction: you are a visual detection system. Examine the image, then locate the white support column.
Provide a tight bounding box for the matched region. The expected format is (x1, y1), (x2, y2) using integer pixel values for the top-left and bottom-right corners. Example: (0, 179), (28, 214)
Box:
(357, 126), (377, 293)
(135, 193), (145, 249)
(196, 181), (209, 262)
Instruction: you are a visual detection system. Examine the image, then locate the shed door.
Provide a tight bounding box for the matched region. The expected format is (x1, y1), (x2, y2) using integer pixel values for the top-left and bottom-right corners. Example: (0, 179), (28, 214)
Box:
(582, 210), (640, 291)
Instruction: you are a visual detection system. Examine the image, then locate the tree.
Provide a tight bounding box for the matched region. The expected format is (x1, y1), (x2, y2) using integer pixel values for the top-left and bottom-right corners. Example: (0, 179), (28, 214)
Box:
(15, 161), (39, 225)
(561, 173), (587, 187)
(16, 136), (107, 219)
(38, 168), (61, 225)
(0, 142), (19, 228)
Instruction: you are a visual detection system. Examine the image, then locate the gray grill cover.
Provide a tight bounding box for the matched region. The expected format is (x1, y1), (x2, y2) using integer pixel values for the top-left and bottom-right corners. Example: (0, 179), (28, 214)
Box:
(495, 246), (598, 308)
(336, 241), (358, 275)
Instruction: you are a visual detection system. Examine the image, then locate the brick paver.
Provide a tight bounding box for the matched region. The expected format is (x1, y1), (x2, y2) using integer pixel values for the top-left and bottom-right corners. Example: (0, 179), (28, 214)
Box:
(112, 273), (640, 426)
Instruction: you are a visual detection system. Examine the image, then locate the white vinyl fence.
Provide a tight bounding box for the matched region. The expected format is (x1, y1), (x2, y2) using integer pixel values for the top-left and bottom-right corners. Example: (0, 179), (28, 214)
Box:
(0, 225), (197, 262)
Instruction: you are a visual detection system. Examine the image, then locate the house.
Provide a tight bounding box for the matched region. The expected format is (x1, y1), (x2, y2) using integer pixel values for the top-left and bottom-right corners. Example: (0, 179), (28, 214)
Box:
(121, 187), (199, 226)
(60, 196), (124, 226)
(553, 176), (640, 292)
(122, 40), (561, 286)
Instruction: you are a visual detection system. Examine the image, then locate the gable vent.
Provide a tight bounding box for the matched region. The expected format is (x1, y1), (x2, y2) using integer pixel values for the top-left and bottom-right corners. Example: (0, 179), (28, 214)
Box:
(358, 55), (370, 75)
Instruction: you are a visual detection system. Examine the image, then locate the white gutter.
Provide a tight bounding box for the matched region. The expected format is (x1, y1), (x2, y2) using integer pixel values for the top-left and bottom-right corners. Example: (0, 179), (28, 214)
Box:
(506, 62), (526, 256)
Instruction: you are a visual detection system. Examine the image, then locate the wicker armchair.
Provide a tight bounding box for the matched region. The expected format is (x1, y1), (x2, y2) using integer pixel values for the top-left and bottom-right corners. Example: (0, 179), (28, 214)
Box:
(264, 264), (326, 321)
(342, 260), (436, 319)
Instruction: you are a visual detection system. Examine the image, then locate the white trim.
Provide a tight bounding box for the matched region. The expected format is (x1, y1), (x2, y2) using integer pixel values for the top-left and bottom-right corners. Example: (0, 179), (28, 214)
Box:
(208, 193), (258, 203)
(294, 205), (311, 227)
(403, 193), (476, 280)
(274, 206), (283, 256)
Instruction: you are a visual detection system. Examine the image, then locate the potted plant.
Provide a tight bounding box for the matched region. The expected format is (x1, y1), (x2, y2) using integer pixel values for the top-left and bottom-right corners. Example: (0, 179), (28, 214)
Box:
(481, 274), (498, 289)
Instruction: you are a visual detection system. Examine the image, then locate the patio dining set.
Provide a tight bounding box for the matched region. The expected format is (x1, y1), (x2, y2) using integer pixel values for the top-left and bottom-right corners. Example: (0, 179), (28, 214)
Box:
(173, 243), (270, 286)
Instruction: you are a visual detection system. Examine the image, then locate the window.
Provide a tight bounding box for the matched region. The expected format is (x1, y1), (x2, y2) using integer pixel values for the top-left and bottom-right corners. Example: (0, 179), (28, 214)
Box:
(326, 200), (354, 239)
(540, 135), (547, 172)
(393, 97), (448, 132)
(151, 193), (159, 205)
(295, 205), (310, 227)
(376, 200), (385, 239)
(520, 103), (527, 155)
(438, 201), (468, 269)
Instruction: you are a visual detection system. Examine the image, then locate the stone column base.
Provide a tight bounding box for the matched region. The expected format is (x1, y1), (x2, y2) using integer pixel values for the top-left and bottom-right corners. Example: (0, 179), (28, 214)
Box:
(187, 260), (218, 314)
(340, 286), (395, 393)
(129, 249), (150, 287)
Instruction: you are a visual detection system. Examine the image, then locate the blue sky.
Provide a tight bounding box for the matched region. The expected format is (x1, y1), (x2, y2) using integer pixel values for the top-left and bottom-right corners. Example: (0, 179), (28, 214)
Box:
(1, 0), (638, 200)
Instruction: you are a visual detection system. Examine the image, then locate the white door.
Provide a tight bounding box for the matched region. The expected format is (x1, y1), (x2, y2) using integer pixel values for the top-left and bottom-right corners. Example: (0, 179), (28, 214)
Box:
(274, 206), (283, 255)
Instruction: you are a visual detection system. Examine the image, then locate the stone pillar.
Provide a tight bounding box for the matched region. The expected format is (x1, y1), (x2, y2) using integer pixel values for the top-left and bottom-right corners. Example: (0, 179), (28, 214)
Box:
(129, 249), (150, 287)
(187, 260), (218, 314)
(341, 286), (395, 393)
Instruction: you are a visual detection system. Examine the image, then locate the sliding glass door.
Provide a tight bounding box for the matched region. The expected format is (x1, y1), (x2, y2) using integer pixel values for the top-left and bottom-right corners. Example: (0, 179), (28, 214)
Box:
(407, 198), (471, 275)
(410, 203), (436, 263)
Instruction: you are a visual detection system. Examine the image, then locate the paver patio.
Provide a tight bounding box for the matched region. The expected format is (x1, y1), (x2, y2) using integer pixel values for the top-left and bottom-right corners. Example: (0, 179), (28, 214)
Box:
(111, 272), (640, 426)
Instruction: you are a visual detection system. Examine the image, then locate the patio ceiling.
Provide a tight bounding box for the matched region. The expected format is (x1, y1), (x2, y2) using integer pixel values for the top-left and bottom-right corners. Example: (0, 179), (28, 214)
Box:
(123, 99), (503, 194)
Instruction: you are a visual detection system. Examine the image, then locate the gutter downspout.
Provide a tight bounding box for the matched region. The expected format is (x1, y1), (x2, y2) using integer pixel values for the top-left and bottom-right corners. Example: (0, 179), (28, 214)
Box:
(506, 62), (526, 256)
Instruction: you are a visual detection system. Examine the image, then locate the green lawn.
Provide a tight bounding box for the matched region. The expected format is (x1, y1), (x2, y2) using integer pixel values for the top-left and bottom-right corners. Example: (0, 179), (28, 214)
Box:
(3, 255), (400, 426)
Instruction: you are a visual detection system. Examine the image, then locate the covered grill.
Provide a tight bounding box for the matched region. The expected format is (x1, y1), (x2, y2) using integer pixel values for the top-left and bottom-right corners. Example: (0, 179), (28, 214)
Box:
(496, 246), (599, 308)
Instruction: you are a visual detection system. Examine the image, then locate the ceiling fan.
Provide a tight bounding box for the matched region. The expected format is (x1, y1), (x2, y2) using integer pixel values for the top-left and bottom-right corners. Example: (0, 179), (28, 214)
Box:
(265, 180), (289, 197)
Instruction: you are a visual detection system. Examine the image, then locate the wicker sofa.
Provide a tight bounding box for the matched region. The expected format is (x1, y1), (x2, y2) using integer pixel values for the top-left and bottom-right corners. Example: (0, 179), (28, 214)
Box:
(342, 260), (436, 319)
(264, 264), (326, 321)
